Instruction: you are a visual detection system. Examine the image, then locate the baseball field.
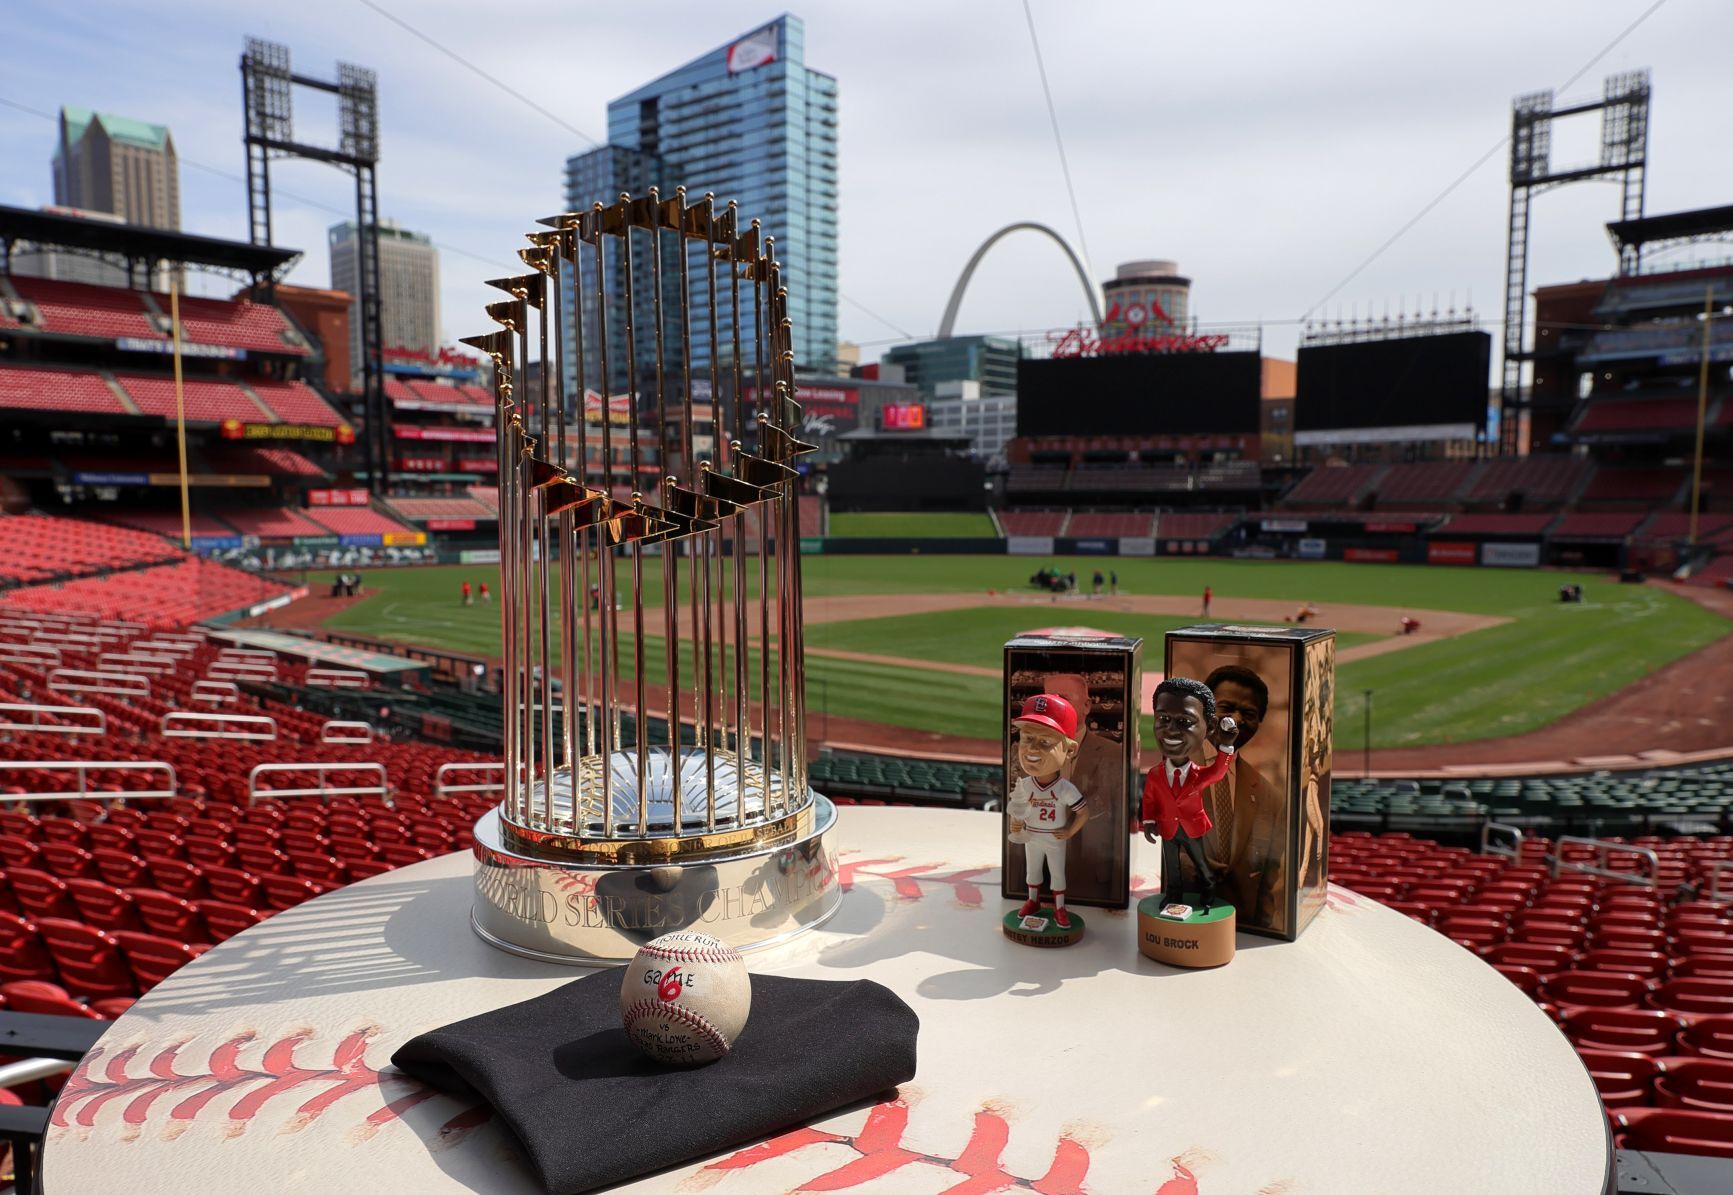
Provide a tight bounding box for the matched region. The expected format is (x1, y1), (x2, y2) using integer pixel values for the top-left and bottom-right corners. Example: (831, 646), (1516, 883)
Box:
(291, 554), (1732, 764)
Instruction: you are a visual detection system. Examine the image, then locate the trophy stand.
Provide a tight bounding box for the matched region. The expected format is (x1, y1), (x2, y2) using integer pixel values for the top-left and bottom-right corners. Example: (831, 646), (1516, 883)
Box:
(463, 190), (841, 964)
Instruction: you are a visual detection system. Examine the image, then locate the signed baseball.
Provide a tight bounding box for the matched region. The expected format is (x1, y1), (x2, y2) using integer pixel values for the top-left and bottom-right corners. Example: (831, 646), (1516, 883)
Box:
(619, 930), (752, 1067)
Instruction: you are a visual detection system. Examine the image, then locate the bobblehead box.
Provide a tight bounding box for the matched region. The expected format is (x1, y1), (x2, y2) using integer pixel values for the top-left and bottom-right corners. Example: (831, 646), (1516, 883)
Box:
(1002, 634), (1141, 911)
(1164, 624), (1334, 941)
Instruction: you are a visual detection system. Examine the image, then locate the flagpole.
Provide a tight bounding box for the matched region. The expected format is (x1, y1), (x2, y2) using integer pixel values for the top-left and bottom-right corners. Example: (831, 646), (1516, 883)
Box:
(171, 280), (192, 551)
(1688, 284), (1713, 548)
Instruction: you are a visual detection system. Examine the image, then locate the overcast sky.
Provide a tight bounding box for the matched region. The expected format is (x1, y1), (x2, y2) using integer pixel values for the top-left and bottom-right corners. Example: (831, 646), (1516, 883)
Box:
(3, 0), (1727, 368)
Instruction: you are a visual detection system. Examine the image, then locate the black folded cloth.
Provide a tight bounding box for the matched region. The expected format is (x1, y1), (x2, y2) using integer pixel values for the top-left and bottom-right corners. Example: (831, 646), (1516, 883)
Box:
(391, 971), (919, 1195)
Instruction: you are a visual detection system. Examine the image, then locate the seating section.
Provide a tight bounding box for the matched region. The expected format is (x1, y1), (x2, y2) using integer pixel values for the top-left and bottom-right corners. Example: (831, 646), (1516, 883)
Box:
(385, 495), (497, 522)
(406, 379), (488, 407)
(203, 445), (327, 478)
(1373, 461), (1477, 508)
(112, 374), (265, 424)
(1551, 512), (1647, 541)
(7, 277), (160, 341)
(147, 293), (308, 356)
(1068, 464), (1194, 493)
(1334, 829), (1733, 1155)
(1066, 512), (1155, 537)
(0, 556), (288, 625)
(1574, 399), (1701, 436)
(1441, 513), (1555, 536)
(1581, 469), (1684, 507)
(1465, 457), (1591, 508)
(221, 507), (330, 539)
(996, 511), (1066, 537)
(467, 486), (500, 513)
(1282, 464), (1383, 507)
(1157, 512), (1236, 541)
(100, 511), (238, 540)
(0, 514), (181, 586)
(303, 507), (416, 537)
(246, 378), (345, 427)
(0, 366), (129, 415)
(1006, 464), (1068, 494)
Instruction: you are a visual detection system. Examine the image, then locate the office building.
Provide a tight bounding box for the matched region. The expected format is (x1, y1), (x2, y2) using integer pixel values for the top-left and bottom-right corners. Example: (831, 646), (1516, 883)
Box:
(882, 335), (1022, 401)
(928, 380), (1017, 465)
(52, 107), (180, 231)
(329, 219), (441, 385)
(563, 15), (839, 395)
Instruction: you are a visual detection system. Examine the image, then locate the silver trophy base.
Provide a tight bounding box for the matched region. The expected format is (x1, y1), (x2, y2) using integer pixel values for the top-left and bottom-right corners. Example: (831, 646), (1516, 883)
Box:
(470, 793), (842, 965)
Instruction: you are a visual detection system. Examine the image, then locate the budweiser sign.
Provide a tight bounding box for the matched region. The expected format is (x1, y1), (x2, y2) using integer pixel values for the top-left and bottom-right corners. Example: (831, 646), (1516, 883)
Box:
(1049, 300), (1229, 358)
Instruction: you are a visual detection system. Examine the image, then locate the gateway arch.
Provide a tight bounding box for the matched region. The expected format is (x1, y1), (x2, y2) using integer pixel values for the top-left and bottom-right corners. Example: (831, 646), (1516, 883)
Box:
(936, 222), (1102, 339)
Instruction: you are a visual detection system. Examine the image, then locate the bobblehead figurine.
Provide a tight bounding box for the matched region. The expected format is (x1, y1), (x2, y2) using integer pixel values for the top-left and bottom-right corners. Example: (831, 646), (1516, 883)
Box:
(1003, 693), (1090, 947)
(1136, 677), (1242, 967)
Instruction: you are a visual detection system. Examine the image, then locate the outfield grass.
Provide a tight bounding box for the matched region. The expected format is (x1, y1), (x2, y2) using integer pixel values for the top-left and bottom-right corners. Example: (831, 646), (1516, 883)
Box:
(827, 512), (998, 538)
(305, 559), (1730, 747)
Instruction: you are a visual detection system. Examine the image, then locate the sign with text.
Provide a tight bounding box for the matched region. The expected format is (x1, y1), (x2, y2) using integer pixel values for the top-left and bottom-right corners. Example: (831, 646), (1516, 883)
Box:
(1482, 542), (1541, 568)
(393, 425), (493, 443)
(879, 403), (926, 431)
(1427, 541), (1477, 565)
(220, 419), (354, 444)
(308, 488), (370, 507)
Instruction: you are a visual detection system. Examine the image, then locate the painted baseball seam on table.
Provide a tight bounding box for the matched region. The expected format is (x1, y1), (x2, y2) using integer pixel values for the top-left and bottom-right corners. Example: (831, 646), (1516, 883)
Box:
(703, 1097), (1279, 1193)
(838, 851), (990, 907)
(48, 1028), (490, 1146)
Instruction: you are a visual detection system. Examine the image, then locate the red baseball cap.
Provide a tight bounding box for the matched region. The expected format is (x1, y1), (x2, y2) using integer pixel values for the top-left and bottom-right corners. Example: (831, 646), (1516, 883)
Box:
(1013, 693), (1078, 741)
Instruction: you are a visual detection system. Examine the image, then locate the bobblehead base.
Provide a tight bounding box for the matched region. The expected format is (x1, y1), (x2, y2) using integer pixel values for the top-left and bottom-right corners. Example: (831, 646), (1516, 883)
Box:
(1137, 894), (1235, 968)
(1002, 907), (1085, 948)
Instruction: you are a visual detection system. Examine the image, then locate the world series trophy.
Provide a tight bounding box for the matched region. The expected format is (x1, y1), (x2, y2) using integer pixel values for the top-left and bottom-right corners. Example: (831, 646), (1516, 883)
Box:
(464, 189), (841, 964)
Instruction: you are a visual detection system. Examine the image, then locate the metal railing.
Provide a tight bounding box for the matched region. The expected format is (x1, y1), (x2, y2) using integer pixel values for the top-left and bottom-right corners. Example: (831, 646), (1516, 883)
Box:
(434, 761), (506, 800)
(219, 648), (278, 665)
(208, 662), (277, 682)
(0, 702), (106, 736)
(0, 643), (62, 666)
(98, 652), (178, 677)
(47, 668), (149, 698)
(1481, 821), (1525, 860)
(0, 760), (176, 802)
(248, 762), (389, 807)
(137, 638), (200, 656)
(305, 668), (370, 689)
(161, 711), (278, 741)
(320, 720), (376, 744)
(1550, 835), (1659, 888)
(189, 679), (240, 705)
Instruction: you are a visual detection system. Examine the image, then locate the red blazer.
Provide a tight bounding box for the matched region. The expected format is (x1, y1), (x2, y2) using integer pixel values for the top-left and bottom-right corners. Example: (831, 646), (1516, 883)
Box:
(1141, 748), (1235, 839)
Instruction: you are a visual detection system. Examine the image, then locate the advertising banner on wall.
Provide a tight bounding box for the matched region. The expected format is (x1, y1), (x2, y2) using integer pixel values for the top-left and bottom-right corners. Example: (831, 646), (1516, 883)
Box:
(460, 549), (501, 565)
(427, 518), (478, 532)
(1120, 537), (1156, 557)
(1006, 536), (1054, 556)
(309, 488), (371, 507)
(1345, 548), (1398, 563)
(1427, 541), (1478, 565)
(1297, 538), (1327, 560)
(1482, 542), (1542, 567)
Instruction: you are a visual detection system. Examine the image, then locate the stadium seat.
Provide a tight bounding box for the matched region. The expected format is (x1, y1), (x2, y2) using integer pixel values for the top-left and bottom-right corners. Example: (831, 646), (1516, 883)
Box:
(112, 931), (209, 991)
(89, 848), (151, 889)
(1578, 1049), (1659, 1109)
(1654, 1057), (1733, 1113)
(6, 870), (74, 921)
(1543, 970), (1653, 1011)
(1577, 949), (1671, 981)
(0, 912), (56, 985)
(33, 918), (134, 1001)
(62, 880), (142, 933)
(1563, 1007), (1687, 1057)
(1649, 979), (1733, 1019)
(1616, 1108), (1733, 1159)
(197, 901), (265, 943)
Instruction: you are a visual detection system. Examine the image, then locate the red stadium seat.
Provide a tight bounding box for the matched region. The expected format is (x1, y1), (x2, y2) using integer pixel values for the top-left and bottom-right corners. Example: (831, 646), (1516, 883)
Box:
(0, 838), (41, 871)
(259, 874), (327, 911)
(196, 901), (265, 943)
(112, 932), (209, 992)
(1577, 1049), (1659, 1109)
(127, 888), (209, 945)
(1616, 1108), (1733, 1159)
(1649, 979), (1733, 1019)
(1655, 1057), (1733, 1113)
(62, 879), (142, 933)
(203, 867), (262, 906)
(0, 911), (56, 985)
(0, 979), (102, 1020)
(1577, 949), (1671, 981)
(144, 856), (205, 901)
(1562, 1007), (1686, 1057)
(1543, 970), (1652, 1010)
(1678, 1016), (1733, 1060)
(6, 869), (74, 921)
(89, 848), (150, 889)
(1675, 957), (1733, 981)
(33, 918), (134, 1001)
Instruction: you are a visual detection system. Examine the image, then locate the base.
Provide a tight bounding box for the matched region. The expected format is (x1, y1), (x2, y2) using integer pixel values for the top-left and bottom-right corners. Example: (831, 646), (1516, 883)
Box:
(1137, 894), (1235, 968)
(1002, 906), (1085, 948)
(471, 794), (842, 965)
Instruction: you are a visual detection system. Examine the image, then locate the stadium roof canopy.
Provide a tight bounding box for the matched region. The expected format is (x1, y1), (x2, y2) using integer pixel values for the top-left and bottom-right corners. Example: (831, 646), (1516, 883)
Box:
(1606, 205), (1733, 260)
(0, 204), (301, 283)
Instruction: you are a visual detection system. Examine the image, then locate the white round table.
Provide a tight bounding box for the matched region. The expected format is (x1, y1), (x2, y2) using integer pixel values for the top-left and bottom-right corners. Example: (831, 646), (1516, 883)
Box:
(42, 807), (1612, 1194)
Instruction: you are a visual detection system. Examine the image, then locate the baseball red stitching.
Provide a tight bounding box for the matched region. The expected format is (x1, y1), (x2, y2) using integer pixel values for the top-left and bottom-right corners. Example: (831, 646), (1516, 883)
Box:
(621, 998), (730, 1056)
(637, 938), (742, 965)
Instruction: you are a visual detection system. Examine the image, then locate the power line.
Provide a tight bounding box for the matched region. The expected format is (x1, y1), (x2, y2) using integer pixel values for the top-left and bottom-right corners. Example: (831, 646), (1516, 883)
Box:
(1300, 0), (1672, 321)
(353, 0), (602, 148)
(1021, 0), (1092, 285)
(0, 93), (515, 271)
(841, 292), (912, 340)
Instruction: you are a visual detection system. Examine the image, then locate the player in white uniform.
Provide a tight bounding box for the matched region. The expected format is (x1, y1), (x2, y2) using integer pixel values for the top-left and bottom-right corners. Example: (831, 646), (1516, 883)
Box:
(1007, 693), (1091, 930)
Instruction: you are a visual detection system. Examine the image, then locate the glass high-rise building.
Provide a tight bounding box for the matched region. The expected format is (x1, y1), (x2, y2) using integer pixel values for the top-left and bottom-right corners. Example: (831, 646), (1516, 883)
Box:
(563, 15), (838, 400)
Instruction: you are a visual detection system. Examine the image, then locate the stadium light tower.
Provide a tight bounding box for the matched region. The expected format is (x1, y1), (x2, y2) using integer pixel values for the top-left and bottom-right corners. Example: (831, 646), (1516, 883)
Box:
(1499, 71), (1649, 457)
(240, 38), (387, 494)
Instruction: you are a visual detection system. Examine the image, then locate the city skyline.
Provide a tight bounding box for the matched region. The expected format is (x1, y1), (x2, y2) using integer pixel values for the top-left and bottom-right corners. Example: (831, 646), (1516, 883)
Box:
(1, 1), (1729, 369)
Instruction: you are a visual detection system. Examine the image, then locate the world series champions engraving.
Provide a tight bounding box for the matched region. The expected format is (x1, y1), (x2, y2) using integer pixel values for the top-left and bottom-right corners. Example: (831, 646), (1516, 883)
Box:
(465, 190), (841, 963)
